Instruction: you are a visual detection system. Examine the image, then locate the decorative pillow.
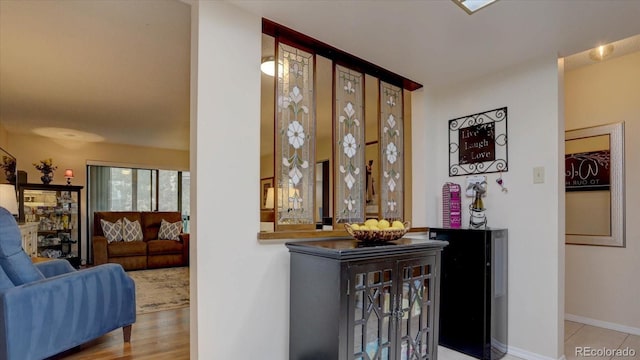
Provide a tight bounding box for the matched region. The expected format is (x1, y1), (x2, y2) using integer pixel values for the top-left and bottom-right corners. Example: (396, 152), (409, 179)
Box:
(123, 218), (144, 242)
(158, 219), (182, 241)
(101, 219), (123, 243)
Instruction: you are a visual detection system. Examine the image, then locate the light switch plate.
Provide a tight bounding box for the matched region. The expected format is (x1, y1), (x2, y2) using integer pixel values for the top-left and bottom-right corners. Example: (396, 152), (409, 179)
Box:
(533, 166), (545, 184)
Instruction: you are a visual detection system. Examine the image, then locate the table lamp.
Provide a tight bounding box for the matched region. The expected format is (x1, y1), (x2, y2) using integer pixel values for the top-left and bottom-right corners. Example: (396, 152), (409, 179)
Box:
(0, 183), (19, 216)
(64, 169), (74, 185)
(265, 187), (275, 209)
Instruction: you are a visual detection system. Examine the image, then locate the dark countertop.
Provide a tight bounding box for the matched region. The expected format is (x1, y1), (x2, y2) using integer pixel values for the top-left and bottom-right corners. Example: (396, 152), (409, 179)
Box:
(285, 237), (448, 260)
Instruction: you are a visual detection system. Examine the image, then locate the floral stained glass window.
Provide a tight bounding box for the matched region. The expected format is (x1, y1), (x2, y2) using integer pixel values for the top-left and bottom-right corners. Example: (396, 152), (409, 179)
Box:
(335, 65), (365, 223)
(276, 43), (315, 225)
(380, 82), (403, 220)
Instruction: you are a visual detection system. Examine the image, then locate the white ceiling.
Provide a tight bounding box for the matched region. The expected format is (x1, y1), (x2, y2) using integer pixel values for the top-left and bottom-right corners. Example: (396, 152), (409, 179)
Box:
(2, 0), (640, 152)
(235, 0), (640, 88)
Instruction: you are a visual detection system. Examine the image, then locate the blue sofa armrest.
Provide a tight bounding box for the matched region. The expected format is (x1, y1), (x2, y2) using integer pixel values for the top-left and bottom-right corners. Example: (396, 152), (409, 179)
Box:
(0, 263), (136, 360)
(35, 259), (76, 278)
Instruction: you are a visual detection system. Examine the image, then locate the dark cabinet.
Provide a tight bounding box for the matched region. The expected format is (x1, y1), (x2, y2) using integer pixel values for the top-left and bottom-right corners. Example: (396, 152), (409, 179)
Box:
(18, 183), (83, 267)
(428, 228), (508, 360)
(286, 238), (447, 360)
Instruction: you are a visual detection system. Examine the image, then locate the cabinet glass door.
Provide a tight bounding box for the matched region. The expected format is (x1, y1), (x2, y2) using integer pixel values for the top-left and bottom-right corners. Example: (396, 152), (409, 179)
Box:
(397, 257), (436, 360)
(22, 188), (80, 263)
(348, 261), (396, 360)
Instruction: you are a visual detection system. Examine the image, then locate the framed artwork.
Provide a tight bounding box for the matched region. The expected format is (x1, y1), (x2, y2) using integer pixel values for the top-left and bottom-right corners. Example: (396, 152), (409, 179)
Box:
(260, 177), (274, 209)
(565, 122), (624, 247)
(448, 107), (508, 176)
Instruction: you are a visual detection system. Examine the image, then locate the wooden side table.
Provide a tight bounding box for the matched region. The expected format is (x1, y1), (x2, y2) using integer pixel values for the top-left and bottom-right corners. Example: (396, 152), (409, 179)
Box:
(31, 257), (55, 263)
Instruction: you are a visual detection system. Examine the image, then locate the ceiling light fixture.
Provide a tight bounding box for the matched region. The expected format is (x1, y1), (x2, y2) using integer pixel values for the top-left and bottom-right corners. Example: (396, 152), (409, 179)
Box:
(589, 44), (614, 62)
(33, 127), (104, 143)
(452, 0), (499, 14)
(261, 56), (276, 76)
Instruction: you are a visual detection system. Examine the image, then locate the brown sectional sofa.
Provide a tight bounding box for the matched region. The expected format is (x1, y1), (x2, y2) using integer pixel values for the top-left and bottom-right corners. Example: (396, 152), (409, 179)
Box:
(92, 211), (189, 270)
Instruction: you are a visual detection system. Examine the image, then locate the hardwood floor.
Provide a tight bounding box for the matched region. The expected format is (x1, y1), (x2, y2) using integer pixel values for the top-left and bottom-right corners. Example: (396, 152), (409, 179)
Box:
(49, 307), (190, 360)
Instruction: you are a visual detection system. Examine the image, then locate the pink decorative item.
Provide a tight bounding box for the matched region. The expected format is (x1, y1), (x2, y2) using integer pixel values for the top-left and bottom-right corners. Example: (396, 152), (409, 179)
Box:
(442, 183), (461, 228)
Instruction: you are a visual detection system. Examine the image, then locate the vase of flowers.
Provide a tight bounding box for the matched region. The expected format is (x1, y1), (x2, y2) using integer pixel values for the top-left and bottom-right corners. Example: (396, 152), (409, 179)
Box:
(1, 155), (16, 184)
(33, 158), (57, 185)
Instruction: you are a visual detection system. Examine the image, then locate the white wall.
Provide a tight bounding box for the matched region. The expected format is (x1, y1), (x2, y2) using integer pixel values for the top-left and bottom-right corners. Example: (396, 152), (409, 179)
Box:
(565, 51), (640, 333)
(192, 3), (568, 359)
(191, 2), (289, 358)
(418, 56), (565, 359)
(411, 87), (437, 228)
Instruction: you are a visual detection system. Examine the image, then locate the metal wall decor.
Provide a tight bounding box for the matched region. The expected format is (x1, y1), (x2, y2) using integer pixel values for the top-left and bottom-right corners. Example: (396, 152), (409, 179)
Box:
(449, 107), (508, 176)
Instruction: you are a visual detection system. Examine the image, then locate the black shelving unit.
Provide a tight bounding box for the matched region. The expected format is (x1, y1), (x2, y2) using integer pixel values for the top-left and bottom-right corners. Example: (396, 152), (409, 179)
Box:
(18, 183), (83, 267)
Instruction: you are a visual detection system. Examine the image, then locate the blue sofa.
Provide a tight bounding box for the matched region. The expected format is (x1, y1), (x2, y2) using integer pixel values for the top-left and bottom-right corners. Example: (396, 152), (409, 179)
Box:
(0, 207), (136, 360)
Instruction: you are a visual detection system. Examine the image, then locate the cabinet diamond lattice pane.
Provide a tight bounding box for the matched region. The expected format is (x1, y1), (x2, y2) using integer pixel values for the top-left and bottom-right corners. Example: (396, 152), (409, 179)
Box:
(353, 269), (393, 360)
(400, 264), (432, 359)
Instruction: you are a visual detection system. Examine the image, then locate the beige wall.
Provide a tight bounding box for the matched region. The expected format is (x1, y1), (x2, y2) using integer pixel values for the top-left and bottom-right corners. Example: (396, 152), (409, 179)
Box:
(6, 132), (189, 261)
(0, 123), (7, 149)
(565, 51), (640, 332)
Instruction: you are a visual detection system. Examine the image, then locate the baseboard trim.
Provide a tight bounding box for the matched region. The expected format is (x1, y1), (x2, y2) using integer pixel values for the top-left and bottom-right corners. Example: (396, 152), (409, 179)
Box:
(492, 339), (507, 354)
(508, 345), (565, 360)
(565, 313), (640, 336)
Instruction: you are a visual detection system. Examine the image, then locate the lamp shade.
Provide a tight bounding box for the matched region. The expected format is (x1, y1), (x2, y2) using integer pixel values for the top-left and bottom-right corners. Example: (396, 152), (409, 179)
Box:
(265, 187), (275, 209)
(0, 184), (18, 215)
(64, 169), (74, 178)
(265, 187), (301, 209)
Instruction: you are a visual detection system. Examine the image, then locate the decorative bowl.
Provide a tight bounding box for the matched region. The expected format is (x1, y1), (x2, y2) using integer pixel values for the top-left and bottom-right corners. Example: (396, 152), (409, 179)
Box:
(344, 221), (411, 243)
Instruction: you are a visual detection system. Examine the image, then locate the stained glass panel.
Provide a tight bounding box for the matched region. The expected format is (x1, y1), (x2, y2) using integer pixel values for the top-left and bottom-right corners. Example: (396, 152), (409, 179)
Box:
(380, 81), (404, 220)
(276, 43), (315, 225)
(335, 65), (365, 223)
